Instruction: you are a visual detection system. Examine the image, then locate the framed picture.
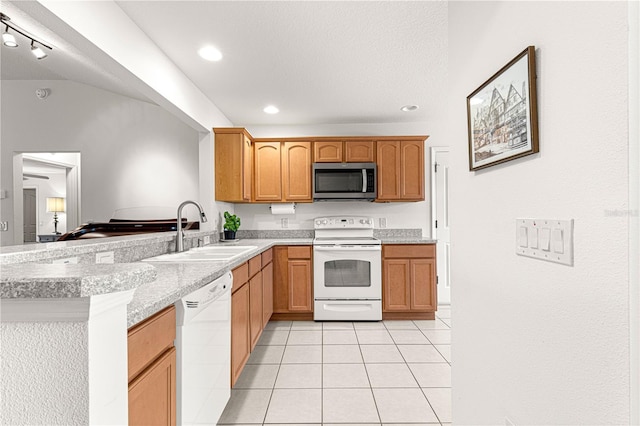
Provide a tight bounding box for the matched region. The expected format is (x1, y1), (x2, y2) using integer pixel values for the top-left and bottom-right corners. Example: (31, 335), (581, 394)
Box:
(467, 46), (539, 171)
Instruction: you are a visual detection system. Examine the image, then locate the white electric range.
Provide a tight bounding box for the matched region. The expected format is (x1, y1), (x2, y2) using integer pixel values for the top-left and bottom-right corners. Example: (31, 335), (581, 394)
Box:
(313, 216), (382, 321)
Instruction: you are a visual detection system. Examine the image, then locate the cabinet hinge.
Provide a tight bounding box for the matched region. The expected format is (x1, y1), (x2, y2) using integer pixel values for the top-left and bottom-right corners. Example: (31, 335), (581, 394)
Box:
(435, 220), (438, 229)
(434, 162), (438, 173)
(436, 275), (439, 284)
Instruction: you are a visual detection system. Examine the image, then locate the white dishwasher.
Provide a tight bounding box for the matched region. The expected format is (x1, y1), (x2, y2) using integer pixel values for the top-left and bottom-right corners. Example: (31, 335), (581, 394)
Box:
(175, 271), (232, 426)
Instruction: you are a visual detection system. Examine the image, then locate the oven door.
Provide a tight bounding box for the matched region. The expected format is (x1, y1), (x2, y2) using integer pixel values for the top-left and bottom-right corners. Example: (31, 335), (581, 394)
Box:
(313, 245), (382, 300)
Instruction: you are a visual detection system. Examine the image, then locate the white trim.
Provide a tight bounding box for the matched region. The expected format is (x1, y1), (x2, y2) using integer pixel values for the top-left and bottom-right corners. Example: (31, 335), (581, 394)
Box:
(430, 147), (449, 238)
(0, 290), (135, 323)
(628, 0), (639, 423)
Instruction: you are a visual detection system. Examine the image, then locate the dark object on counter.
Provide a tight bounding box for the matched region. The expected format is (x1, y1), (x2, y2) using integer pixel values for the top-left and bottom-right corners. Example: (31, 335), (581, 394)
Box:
(223, 230), (236, 240)
(57, 219), (199, 241)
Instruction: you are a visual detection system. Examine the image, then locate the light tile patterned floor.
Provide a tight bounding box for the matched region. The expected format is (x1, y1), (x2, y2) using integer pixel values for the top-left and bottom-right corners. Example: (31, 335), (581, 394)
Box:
(218, 307), (451, 425)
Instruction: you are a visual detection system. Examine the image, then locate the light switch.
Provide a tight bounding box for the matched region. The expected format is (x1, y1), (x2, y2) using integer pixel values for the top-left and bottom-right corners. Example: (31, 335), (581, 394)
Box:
(530, 228), (539, 249)
(552, 229), (564, 253)
(516, 218), (574, 266)
(540, 228), (551, 251)
(518, 226), (528, 247)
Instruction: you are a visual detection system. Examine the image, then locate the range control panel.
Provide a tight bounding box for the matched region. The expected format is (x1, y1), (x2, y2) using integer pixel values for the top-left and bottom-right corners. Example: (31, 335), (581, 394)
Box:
(314, 216), (374, 229)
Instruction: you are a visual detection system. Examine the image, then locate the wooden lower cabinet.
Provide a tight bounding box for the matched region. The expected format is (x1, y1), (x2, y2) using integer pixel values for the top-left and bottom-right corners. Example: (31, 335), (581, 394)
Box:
(129, 347), (176, 426)
(231, 280), (250, 387)
(262, 261), (274, 327)
(128, 305), (177, 426)
(382, 244), (437, 319)
(231, 250), (274, 386)
(249, 270), (263, 350)
(273, 246), (313, 317)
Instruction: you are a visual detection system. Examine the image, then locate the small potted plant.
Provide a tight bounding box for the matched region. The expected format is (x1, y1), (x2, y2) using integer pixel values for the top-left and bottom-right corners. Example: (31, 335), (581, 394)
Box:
(223, 211), (241, 240)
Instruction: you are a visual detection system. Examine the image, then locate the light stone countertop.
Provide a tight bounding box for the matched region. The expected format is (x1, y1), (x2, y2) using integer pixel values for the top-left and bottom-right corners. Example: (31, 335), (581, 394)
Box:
(1, 232), (434, 327)
(127, 238), (312, 327)
(0, 262), (157, 298)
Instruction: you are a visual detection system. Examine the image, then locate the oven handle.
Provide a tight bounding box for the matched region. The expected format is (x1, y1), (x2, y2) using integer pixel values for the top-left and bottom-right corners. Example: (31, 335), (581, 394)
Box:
(314, 245), (381, 251)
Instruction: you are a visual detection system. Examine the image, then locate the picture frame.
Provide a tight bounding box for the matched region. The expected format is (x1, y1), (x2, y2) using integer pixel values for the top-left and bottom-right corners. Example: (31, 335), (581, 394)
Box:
(467, 46), (539, 171)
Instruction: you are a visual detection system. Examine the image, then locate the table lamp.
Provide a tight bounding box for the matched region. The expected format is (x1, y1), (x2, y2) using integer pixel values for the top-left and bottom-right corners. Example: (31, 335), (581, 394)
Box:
(46, 197), (65, 234)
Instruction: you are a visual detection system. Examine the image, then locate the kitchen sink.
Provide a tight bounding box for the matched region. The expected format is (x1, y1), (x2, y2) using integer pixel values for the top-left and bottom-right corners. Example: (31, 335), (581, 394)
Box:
(142, 245), (258, 263)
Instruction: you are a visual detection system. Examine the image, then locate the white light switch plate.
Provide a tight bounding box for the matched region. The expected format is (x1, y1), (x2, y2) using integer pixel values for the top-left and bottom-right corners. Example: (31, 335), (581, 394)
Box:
(516, 218), (574, 266)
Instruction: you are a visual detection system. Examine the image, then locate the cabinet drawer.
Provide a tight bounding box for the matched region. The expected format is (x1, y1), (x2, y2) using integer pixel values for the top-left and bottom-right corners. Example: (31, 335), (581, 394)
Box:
(233, 263), (249, 293)
(383, 244), (435, 259)
(288, 246), (311, 259)
(261, 248), (273, 265)
(128, 305), (176, 382)
(249, 255), (262, 278)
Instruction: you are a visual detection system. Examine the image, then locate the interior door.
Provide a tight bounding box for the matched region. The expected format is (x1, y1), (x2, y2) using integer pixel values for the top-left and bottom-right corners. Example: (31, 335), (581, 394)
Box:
(23, 188), (37, 243)
(433, 149), (451, 304)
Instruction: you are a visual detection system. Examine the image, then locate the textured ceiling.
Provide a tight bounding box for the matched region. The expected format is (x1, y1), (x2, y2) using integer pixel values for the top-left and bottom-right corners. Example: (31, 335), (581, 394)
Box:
(2, 1), (448, 128)
(117, 1), (448, 126)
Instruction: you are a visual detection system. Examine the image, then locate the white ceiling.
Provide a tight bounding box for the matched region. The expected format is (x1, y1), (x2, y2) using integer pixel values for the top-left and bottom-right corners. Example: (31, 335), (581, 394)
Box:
(2, 1), (448, 127)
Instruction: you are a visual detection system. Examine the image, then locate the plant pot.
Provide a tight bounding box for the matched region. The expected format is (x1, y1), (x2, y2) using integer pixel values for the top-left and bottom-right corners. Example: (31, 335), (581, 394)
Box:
(224, 230), (236, 240)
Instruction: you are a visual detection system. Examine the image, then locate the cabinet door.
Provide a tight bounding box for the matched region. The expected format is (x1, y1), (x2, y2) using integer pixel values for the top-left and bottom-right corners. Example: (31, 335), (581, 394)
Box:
(376, 141), (401, 200)
(272, 246), (289, 313)
(282, 141), (312, 202)
(249, 271), (263, 350)
(345, 141), (375, 162)
(128, 347), (176, 426)
(288, 259), (312, 312)
(254, 142), (282, 201)
(400, 141), (424, 200)
(262, 261), (274, 327)
(314, 141), (343, 162)
(410, 259), (437, 311)
(242, 134), (252, 201)
(231, 283), (250, 386)
(382, 259), (411, 311)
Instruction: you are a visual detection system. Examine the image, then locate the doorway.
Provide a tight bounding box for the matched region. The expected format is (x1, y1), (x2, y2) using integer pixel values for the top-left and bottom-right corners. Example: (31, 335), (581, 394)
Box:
(12, 152), (81, 245)
(431, 147), (451, 305)
(23, 188), (37, 243)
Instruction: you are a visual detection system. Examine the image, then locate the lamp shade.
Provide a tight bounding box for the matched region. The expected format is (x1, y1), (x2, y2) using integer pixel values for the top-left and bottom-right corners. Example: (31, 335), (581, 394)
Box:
(46, 197), (65, 213)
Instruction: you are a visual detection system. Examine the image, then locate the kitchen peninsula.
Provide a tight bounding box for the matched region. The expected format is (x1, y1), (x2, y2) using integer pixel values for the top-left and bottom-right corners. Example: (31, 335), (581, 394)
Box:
(0, 229), (435, 425)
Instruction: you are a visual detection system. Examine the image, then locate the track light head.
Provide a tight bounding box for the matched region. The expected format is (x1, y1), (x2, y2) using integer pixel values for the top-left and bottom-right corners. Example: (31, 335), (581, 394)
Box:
(30, 40), (47, 60)
(2, 25), (17, 48)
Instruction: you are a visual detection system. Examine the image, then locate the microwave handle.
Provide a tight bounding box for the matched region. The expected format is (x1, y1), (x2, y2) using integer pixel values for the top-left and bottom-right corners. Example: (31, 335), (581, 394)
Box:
(362, 169), (367, 193)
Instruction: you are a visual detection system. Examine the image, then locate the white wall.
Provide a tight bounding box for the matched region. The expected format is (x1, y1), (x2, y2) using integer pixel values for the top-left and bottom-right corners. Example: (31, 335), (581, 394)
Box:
(239, 121), (448, 236)
(448, 2), (630, 424)
(1, 80), (200, 245)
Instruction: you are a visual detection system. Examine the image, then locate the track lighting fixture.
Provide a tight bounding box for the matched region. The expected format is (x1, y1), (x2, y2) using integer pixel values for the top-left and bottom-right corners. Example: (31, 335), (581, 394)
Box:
(30, 39), (47, 59)
(0, 13), (52, 58)
(2, 24), (17, 47)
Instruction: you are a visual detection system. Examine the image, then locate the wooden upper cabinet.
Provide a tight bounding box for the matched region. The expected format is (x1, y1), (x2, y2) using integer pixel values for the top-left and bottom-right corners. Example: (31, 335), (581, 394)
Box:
(253, 140), (312, 203)
(214, 128), (253, 202)
(314, 141), (343, 162)
(282, 142), (312, 202)
(253, 141), (282, 201)
(400, 141), (424, 200)
(345, 141), (375, 162)
(314, 140), (375, 163)
(376, 139), (425, 201)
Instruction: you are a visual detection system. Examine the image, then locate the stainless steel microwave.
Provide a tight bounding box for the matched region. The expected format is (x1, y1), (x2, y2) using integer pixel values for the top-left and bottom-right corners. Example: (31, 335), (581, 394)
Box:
(312, 162), (377, 201)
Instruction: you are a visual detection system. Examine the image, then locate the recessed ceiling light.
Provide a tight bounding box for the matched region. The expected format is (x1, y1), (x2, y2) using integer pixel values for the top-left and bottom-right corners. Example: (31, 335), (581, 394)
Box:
(198, 45), (222, 62)
(400, 105), (419, 112)
(263, 105), (279, 114)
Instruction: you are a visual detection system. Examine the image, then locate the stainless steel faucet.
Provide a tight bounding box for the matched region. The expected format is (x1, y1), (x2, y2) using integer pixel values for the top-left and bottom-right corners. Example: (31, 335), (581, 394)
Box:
(176, 200), (208, 252)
